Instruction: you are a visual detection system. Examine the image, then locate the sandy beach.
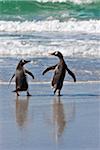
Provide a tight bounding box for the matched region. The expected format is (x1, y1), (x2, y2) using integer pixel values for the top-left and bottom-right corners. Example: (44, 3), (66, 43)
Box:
(0, 82), (100, 150)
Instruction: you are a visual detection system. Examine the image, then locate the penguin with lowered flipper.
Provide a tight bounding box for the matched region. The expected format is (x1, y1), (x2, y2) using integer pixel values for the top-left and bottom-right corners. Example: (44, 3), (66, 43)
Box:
(9, 59), (34, 96)
(42, 51), (76, 96)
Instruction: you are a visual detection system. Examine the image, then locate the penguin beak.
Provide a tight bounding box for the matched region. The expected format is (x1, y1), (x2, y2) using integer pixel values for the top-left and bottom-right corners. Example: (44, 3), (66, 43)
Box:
(24, 60), (31, 64)
(48, 52), (55, 56)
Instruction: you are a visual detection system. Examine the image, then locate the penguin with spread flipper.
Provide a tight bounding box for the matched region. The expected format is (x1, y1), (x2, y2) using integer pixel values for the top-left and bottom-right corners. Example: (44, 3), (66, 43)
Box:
(9, 59), (34, 96)
(42, 51), (76, 96)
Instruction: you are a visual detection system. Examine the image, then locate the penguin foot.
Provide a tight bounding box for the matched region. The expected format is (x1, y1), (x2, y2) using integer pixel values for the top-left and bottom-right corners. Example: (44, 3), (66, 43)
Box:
(27, 92), (32, 96)
(55, 90), (61, 96)
(56, 93), (61, 96)
(27, 94), (32, 96)
(54, 89), (57, 95)
(17, 92), (20, 96)
(12, 89), (20, 96)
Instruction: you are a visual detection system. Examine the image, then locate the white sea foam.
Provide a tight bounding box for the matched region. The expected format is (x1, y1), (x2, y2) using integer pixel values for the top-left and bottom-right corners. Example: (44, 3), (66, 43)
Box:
(0, 19), (100, 33)
(4, 0), (93, 3)
(36, 0), (94, 4)
(0, 39), (100, 57)
(0, 19), (100, 57)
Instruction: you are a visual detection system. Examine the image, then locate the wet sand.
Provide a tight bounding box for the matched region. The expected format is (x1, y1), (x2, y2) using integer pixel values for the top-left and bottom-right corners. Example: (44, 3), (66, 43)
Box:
(0, 82), (100, 150)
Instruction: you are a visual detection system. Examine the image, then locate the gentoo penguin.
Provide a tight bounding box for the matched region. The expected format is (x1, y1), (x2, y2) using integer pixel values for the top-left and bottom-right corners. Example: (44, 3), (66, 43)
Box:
(42, 51), (76, 96)
(9, 59), (34, 96)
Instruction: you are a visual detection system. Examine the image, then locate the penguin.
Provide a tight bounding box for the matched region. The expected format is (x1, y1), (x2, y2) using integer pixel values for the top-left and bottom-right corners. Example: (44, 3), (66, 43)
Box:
(9, 59), (34, 96)
(42, 51), (76, 96)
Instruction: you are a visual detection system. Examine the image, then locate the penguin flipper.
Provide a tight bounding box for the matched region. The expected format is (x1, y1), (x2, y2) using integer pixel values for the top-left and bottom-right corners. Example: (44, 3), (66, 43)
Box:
(9, 74), (15, 86)
(42, 64), (57, 75)
(25, 69), (34, 80)
(66, 66), (76, 82)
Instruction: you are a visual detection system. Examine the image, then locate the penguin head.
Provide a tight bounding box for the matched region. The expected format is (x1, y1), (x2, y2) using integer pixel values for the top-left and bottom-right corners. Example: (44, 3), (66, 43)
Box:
(49, 51), (63, 59)
(19, 59), (31, 66)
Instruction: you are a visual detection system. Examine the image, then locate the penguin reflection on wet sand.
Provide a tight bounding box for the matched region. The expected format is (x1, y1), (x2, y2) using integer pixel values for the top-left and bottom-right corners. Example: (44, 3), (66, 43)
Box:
(53, 96), (66, 139)
(9, 59), (34, 96)
(42, 51), (76, 96)
(16, 96), (29, 127)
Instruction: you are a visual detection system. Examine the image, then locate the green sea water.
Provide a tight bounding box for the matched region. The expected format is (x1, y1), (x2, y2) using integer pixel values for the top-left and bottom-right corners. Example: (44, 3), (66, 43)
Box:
(0, 0), (100, 21)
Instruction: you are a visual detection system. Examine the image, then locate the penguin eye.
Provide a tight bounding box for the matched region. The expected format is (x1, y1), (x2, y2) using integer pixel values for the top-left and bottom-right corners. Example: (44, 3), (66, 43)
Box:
(22, 59), (25, 63)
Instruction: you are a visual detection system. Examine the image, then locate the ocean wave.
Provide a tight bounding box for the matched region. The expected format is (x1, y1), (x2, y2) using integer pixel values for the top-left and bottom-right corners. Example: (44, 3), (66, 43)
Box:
(0, 0), (100, 20)
(0, 39), (100, 57)
(0, 19), (100, 33)
(36, 0), (94, 4)
(0, 19), (100, 58)
(1, 0), (96, 4)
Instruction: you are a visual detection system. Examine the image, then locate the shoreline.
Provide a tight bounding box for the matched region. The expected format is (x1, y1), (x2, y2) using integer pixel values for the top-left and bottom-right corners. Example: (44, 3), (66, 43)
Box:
(0, 80), (100, 85)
